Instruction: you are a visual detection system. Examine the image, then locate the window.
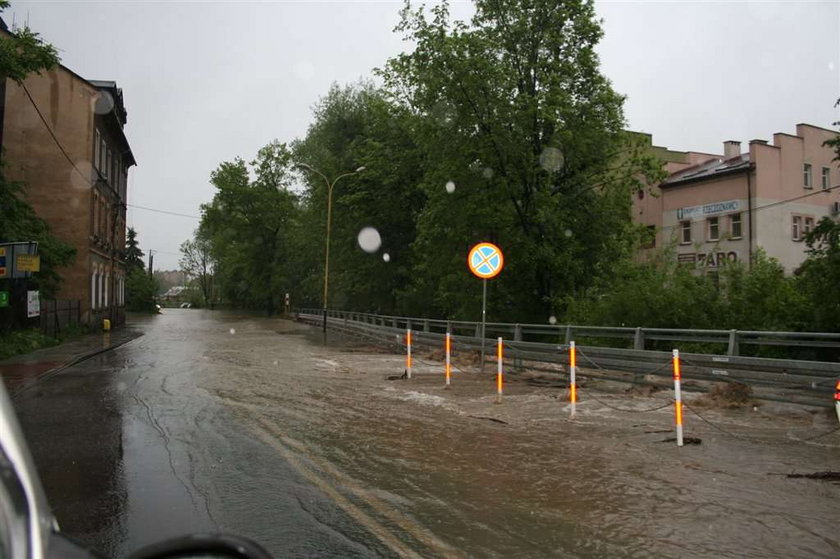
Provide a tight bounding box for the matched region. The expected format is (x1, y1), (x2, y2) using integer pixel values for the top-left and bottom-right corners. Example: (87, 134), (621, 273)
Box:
(680, 220), (691, 244)
(804, 216), (814, 236)
(105, 149), (111, 179)
(707, 217), (719, 241)
(91, 273), (97, 309)
(792, 215), (802, 241)
(730, 213), (742, 239)
(104, 273), (109, 307)
(803, 163), (812, 188)
(822, 167), (830, 190)
(100, 138), (107, 176)
(94, 130), (101, 170)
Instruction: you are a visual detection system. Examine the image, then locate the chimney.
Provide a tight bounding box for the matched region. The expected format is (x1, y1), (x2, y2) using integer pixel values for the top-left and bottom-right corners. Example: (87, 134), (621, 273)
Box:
(723, 140), (741, 160)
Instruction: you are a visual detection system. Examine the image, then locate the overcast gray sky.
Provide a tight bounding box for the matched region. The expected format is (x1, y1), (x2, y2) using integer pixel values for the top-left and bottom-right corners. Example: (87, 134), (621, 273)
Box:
(9, 0), (840, 270)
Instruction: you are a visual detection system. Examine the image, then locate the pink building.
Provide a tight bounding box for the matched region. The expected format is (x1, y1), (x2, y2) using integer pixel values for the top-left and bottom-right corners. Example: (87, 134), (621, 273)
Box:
(634, 124), (840, 274)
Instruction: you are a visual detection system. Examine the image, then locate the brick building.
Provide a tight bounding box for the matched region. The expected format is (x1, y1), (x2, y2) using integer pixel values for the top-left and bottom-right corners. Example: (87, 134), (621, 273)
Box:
(1, 23), (135, 326)
(634, 124), (840, 274)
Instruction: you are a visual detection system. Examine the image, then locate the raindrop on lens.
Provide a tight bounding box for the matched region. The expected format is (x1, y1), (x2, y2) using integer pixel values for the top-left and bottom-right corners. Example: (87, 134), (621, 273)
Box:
(93, 91), (114, 115)
(357, 227), (382, 253)
(445, 181), (455, 194)
(564, 229), (573, 238)
(549, 316), (557, 325)
(539, 147), (564, 172)
(482, 167), (494, 179)
(382, 253), (390, 262)
(229, 328), (236, 335)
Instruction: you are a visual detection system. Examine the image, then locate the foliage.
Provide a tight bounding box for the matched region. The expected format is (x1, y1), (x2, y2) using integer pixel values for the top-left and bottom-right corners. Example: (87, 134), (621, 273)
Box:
(124, 228), (157, 312)
(0, 166), (76, 299)
(823, 98), (840, 162)
(125, 227), (145, 272)
(0, 1), (60, 84)
(179, 236), (215, 307)
(199, 142), (298, 314)
(377, 0), (664, 320)
(0, 328), (58, 360)
(125, 267), (158, 312)
(796, 217), (840, 332)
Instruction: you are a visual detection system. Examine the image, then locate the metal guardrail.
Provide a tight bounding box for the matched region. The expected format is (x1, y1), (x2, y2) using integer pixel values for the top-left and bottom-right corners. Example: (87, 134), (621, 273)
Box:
(296, 309), (840, 408)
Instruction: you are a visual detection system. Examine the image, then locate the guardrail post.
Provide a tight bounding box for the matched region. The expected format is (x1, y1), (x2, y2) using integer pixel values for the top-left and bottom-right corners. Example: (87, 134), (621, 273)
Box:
(514, 323), (523, 371)
(564, 325), (572, 344)
(634, 327), (645, 350)
(407, 319), (412, 332)
(446, 320), (452, 335)
(728, 330), (739, 356)
(392, 318), (398, 329)
(423, 319), (430, 333)
(475, 322), (482, 339)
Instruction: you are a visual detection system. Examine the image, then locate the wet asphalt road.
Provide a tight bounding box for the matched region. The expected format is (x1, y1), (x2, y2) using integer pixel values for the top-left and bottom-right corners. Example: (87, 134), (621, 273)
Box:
(12, 311), (388, 558)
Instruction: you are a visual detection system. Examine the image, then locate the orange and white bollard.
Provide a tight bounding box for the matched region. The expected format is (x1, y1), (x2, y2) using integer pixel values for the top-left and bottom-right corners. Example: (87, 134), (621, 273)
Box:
(834, 379), (840, 425)
(673, 349), (684, 447)
(496, 337), (503, 403)
(445, 332), (452, 388)
(569, 341), (577, 417)
(406, 329), (412, 379)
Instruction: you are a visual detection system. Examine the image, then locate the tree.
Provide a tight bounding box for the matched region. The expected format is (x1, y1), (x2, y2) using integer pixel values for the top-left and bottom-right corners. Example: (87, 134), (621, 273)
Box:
(0, 1), (60, 84)
(796, 217), (840, 332)
(378, 0), (663, 320)
(291, 83), (426, 314)
(123, 228), (157, 312)
(823, 98), (840, 162)
(199, 142), (299, 314)
(179, 235), (214, 308)
(125, 227), (144, 272)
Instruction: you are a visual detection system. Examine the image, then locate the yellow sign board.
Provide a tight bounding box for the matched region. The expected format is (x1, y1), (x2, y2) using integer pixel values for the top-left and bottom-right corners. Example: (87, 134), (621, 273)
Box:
(16, 254), (41, 272)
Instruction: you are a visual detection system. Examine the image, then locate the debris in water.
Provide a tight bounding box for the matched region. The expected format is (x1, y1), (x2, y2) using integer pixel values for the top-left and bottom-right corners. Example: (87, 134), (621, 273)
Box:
(785, 471), (840, 482)
(658, 437), (702, 445)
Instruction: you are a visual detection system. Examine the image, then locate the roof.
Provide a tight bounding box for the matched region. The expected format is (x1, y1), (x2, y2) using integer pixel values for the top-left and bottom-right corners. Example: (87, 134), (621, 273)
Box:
(661, 153), (752, 188)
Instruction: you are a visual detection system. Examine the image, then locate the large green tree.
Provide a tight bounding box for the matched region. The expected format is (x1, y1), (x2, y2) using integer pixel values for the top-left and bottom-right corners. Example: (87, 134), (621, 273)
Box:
(378, 0), (663, 321)
(199, 142), (299, 314)
(291, 83), (425, 313)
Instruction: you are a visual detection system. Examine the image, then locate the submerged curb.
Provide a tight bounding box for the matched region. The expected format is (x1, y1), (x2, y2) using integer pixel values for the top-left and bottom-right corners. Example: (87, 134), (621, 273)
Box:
(10, 332), (144, 400)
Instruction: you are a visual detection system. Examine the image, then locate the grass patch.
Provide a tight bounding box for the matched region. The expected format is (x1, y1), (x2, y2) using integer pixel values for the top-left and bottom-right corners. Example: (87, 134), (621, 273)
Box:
(0, 329), (60, 360)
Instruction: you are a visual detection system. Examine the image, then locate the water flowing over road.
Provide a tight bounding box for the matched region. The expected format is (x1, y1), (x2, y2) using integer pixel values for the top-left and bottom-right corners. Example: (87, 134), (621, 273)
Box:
(13, 310), (840, 557)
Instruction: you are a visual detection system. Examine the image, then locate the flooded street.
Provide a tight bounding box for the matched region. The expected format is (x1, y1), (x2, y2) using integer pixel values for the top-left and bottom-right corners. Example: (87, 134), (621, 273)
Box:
(13, 310), (840, 558)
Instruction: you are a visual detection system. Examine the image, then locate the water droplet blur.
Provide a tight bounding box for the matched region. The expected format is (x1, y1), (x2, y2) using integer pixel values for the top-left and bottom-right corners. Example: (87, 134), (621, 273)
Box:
(273, 360), (278, 366)
(357, 227), (382, 253)
(482, 167), (494, 179)
(70, 161), (94, 190)
(829, 61), (836, 72)
(93, 90), (114, 115)
(445, 181), (455, 194)
(564, 229), (573, 238)
(549, 316), (557, 325)
(229, 328), (236, 335)
(116, 382), (126, 392)
(430, 100), (455, 126)
(539, 147), (564, 172)
(382, 253), (390, 262)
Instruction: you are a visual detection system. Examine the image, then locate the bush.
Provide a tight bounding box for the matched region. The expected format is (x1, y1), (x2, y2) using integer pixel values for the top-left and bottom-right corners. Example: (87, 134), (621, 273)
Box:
(125, 268), (159, 312)
(0, 329), (59, 360)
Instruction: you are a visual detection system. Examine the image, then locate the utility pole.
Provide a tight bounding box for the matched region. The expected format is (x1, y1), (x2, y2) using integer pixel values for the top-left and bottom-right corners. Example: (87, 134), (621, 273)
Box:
(148, 250), (154, 278)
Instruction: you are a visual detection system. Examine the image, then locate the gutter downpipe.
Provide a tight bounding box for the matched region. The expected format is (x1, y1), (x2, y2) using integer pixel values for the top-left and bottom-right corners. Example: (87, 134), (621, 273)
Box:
(747, 165), (754, 268)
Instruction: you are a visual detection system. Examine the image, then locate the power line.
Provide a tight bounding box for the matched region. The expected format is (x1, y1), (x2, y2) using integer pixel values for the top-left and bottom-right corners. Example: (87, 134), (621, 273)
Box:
(127, 204), (200, 219)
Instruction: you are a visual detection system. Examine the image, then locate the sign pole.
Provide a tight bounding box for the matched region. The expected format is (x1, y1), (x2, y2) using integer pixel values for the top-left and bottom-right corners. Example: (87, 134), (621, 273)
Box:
(480, 278), (487, 373)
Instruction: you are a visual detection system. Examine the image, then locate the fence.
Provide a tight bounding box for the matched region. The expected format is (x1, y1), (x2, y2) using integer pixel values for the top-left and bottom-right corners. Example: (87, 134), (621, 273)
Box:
(296, 309), (840, 408)
(40, 299), (81, 338)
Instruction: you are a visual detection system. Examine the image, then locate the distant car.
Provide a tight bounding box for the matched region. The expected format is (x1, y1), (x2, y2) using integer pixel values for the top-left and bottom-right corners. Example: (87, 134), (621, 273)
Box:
(179, 303), (192, 309)
(0, 378), (272, 558)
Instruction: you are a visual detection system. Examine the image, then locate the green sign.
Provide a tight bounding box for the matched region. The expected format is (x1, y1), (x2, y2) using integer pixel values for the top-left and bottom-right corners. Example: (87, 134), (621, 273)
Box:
(0, 291), (8, 308)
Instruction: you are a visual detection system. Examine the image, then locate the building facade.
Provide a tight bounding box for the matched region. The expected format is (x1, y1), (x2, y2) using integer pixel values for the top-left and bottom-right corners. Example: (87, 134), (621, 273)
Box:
(634, 124), (839, 274)
(1, 28), (135, 325)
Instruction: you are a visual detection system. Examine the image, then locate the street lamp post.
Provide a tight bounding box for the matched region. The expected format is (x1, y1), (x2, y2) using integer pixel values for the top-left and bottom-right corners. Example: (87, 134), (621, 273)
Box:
(296, 163), (365, 333)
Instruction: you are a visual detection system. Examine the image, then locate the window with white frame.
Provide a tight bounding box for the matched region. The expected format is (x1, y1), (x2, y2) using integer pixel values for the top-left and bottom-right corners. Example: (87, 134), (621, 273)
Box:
(680, 220), (692, 244)
(792, 215), (802, 241)
(803, 216), (815, 237)
(104, 273), (109, 307)
(91, 273), (97, 309)
(803, 163), (812, 188)
(822, 167), (830, 190)
(707, 217), (719, 241)
(730, 213), (742, 239)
